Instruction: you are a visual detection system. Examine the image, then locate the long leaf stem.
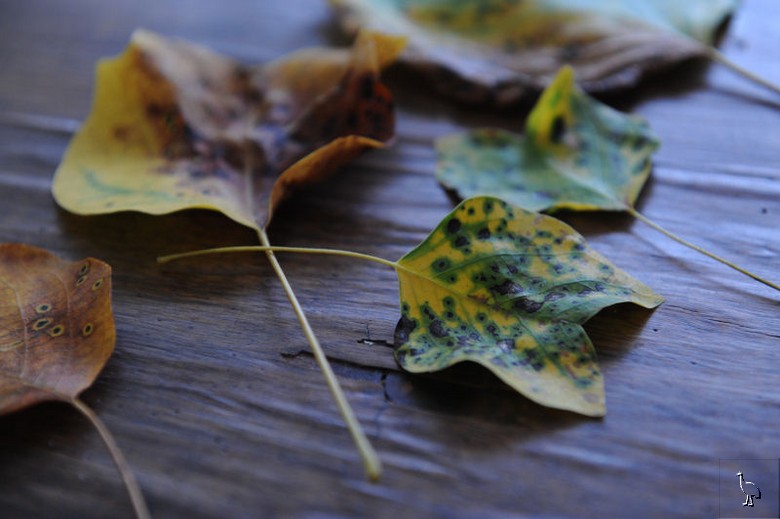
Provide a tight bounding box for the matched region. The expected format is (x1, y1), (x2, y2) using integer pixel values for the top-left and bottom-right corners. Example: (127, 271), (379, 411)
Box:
(255, 228), (382, 481)
(158, 244), (398, 271)
(69, 397), (151, 519)
(626, 206), (780, 292)
(706, 47), (780, 97)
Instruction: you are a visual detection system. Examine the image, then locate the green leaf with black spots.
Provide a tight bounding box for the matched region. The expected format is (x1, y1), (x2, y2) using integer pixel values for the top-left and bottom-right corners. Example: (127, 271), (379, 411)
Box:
(437, 66), (657, 213)
(160, 195), (662, 416)
(437, 66), (780, 292)
(394, 196), (663, 416)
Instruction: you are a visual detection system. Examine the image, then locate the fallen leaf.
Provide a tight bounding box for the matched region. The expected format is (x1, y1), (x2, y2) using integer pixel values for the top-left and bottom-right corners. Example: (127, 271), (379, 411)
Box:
(159, 194), (663, 416)
(331, 0), (737, 104)
(52, 30), (405, 480)
(0, 244), (114, 414)
(436, 65), (658, 212)
(53, 29), (405, 230)
(0, 244), (151, 518)
(393, 196), (663, 416)
(436, 66), (780, 292)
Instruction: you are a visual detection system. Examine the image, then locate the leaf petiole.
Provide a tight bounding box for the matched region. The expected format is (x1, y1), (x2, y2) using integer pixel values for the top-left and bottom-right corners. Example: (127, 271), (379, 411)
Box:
(158, 244), (399, 271)
(69, 397), (151, 519)
(255, 229), (383, 481)
(706, 47), (780, 97)
(626, 206), (780, 292)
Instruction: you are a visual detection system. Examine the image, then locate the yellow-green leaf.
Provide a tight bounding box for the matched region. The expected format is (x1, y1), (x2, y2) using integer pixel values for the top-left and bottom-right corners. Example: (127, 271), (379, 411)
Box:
(331, 0), (737, 103)
(436, 66), (658, 212)
(394, 196), (662, 416)
(53, 29), (405, 230)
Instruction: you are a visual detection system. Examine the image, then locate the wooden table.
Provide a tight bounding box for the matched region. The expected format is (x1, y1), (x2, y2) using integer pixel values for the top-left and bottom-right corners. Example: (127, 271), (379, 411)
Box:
(1, 1), (778, 517)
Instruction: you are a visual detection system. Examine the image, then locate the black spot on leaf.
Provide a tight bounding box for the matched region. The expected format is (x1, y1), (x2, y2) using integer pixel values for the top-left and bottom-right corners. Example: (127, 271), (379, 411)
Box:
(446, 218), (462, 234)
(454, 236), (470, 248)
(551, 115), (566, 143)
(492, 279), (524, 296)
(429, 319), (449, 338)
(513, 297), (544, 313)
(394, 314), (417, 345)
(433, 258), (451, 272)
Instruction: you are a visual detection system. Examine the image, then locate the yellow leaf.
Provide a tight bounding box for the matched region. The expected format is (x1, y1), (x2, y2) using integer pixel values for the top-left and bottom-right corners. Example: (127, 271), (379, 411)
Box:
(53, 29), (405, 230)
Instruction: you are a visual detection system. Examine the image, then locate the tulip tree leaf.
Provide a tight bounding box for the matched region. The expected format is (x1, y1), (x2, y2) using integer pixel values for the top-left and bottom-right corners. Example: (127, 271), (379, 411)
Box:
(51, 30), (407, 480)
(331, 0), (737, 104)
(436, 66), (658, 213)
(393, 196), (662, 416)
(53, 29), (405, 230)
(0, 244), (114, 414)
(436, 67), (780, 293)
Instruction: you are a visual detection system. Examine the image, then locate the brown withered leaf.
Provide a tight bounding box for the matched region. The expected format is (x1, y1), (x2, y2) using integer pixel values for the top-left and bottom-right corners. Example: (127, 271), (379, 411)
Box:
(331, 0), (737, 104)
(53, 29), (405, 230)
(0, 244), (114, 414)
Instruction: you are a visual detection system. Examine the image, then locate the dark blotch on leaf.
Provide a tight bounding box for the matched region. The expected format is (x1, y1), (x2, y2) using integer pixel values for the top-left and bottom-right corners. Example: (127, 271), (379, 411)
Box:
(477, 227), (491, 240)
(454, 235), (470, 248)
(513, 297), (544, 313)
(433, 258), (451, 272)
(551, 115), (566, 143)
(429, 319), (448, 338)
(446, 218), (462, 234)
(394, 314), (417, 345)
(493, 279), (524, 296)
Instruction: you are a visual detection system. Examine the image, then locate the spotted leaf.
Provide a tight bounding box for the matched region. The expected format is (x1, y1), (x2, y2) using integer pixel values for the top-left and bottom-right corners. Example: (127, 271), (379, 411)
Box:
(53, 29), (405, 230)
(331, 0), (736, 104)
(394, 197), (662, 416)
(436, 66), (658, 213)
(0, 244), (114, 414)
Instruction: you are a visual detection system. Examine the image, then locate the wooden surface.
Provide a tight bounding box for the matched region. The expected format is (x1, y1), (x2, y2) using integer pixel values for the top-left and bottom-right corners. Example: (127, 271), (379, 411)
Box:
(1, 1), (779, 518)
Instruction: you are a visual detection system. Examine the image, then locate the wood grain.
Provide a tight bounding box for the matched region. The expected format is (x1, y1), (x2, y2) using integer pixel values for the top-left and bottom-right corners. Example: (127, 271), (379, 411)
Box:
(1, 1), (778, 517)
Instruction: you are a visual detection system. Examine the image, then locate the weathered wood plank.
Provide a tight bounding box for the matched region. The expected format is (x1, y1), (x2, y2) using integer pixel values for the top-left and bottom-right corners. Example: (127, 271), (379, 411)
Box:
(1, 0), (778, 517)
